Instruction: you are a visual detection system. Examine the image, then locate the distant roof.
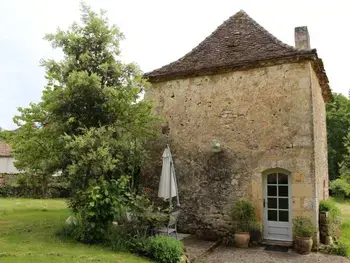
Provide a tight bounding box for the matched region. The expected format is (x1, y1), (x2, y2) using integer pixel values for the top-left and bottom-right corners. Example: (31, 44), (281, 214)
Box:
(145, 10), (331, 101)
(0, 141), (12, 157)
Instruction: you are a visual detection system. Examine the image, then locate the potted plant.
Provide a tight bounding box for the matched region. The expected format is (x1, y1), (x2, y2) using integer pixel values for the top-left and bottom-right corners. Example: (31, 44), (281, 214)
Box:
(249, 222), (262, 245)
(293, 216), (316, 254)
(231, 200), (257, 248)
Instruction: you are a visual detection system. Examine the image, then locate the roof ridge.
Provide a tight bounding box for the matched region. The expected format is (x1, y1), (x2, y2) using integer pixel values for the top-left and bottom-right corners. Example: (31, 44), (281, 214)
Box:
(145, 10), (313, 77)
(145, 9), (320, 82)
(154, 10), (245, 70)
(238, 10), (303, 52)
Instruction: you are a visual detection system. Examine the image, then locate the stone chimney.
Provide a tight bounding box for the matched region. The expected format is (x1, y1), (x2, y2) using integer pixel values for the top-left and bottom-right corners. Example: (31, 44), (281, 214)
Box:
(294, 26), (310, 49)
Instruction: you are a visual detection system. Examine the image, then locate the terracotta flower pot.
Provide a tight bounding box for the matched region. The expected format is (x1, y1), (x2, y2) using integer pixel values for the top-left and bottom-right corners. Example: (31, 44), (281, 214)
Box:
(294, 236), (313, 255)
(234, 232), (250, 248)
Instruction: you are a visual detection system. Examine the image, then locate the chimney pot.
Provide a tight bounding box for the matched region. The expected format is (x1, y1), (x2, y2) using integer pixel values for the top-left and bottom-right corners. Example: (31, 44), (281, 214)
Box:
(294, 26), (310, 49)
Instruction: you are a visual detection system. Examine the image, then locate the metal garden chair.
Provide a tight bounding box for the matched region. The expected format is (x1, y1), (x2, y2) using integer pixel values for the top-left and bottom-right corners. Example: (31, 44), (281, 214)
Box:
(157, 210), (180, 239)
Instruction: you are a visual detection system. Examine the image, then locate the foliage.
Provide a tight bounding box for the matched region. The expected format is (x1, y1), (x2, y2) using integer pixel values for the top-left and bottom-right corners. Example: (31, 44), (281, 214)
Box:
(319, 200), (341, 218)
(292, 216), (316, 238)
(330, 178), (350, 198)
(331, 129), (350, 199)
(326, 93), (350, 180)
(320, 238), (349, 257)
(327, 198), (350, 257)
(108, 221), (150, 255)
(67, 176), (130, 243)
(230, 200), (257, 232)
(8, 3), (158, 243)
(107, 191), (170, 253)
(108, 219), (183, 262)
(0, 129), (14, 141)
(0, 174), (69, 198)
(147, 236), (184, 263)
(319, 200), (342, 237)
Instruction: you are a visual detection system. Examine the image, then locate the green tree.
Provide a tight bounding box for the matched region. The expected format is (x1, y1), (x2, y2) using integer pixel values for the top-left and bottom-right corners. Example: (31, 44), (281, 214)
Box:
(9, 3), (158, 240)
(326, 93), (350, 180)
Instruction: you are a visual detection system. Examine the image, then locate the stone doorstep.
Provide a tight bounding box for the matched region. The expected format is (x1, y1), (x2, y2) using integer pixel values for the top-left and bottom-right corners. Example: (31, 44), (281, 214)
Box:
(262, 239), (293, 247)
(183, 236), (221, 261)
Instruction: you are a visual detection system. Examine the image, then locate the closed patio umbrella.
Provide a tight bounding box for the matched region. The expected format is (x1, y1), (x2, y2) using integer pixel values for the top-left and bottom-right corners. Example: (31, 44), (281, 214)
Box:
(158, 145), (180, 207)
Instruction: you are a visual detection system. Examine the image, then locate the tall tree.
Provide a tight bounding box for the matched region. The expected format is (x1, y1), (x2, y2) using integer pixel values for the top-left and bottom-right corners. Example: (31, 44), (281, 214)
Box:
(326, 93), (350, 180)
(9, 3), (158, 237)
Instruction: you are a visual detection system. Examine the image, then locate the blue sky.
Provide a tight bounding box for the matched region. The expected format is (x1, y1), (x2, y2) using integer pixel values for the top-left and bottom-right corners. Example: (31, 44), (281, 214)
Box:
(1, 0), (349, 129)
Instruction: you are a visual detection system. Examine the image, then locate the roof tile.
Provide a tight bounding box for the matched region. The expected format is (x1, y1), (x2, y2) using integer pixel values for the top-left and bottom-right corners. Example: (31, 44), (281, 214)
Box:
(145, 10), (331, 102)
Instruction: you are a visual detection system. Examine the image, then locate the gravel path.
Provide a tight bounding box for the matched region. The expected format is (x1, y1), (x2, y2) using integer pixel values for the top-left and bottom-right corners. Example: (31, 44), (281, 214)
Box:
(203, 246), (350, 263)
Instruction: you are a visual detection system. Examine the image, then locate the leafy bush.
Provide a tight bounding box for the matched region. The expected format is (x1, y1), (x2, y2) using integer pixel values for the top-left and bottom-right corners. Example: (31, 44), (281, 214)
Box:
(0, 185), (12, 197)
(107, 217), (151, 255)
(292, 216), (316, 238)
(330, 178), (350, 198)
(319, 200), (341, 218)
(319, 199), (342, 237)
(148, 236), (184, 263)
(64, 176), (131, 243)
(320, 238), (349, 257)
(230, 200), (257, 232)
(0, 173), (70, 198)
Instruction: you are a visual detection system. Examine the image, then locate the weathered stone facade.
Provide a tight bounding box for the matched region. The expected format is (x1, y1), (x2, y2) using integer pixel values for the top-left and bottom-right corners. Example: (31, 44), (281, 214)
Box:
(143, 61), (328, 239)
(310, 64), (329, 203)
(143, 10), (330, 241)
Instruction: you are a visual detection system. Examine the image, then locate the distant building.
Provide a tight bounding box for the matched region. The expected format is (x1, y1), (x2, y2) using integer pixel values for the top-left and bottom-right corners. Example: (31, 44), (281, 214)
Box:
(0, 141), (20, 174)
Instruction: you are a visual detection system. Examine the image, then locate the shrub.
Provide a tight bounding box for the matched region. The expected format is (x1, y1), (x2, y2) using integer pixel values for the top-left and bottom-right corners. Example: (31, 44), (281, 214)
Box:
(65, 176), (131, 244)
(320, 238), (349, 257)
(0, 185), (12, 197)
(319, 200), (342, 237)
(230, 200), (257, 232)
(148, 236), (184, 263)
(319, 200), (341, 218)
(330, 178), (350, 198)
(0, 173), (70, 198)
(108, 220), (150, 255)
(292, 216), (316, 238)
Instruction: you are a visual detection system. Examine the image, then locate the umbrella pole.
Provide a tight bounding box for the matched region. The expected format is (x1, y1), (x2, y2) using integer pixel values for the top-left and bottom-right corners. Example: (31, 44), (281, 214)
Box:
(169, 160), (172, 210)
(174, 164), (180, 207)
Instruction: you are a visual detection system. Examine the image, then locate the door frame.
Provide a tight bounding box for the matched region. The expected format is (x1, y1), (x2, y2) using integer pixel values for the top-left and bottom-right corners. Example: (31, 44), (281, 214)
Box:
(262, 168), (293, 241)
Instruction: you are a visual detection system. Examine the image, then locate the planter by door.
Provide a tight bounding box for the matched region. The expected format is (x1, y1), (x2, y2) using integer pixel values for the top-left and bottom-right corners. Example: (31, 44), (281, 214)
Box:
(234, 232), (250, 248)
(263, 170), (292, 241)
(294, 236), (313, 254)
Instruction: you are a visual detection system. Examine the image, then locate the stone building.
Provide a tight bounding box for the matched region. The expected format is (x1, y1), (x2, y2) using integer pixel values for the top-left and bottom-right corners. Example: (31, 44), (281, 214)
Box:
(143, 10), (331, 242)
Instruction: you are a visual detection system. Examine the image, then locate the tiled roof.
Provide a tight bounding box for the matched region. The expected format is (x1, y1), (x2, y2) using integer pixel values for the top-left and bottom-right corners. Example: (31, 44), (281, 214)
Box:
(0, 141), (12, 157)
(145, 10), (331, 101)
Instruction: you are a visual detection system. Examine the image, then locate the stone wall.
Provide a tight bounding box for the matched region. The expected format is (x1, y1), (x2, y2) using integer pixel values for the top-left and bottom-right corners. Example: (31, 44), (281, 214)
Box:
(143, 61), (320, 239)
(310, 64), (329, 203)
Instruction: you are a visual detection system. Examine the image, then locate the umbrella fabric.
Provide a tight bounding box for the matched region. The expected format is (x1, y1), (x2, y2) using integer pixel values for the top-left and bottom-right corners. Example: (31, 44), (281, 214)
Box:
(158, 146), (177, 200)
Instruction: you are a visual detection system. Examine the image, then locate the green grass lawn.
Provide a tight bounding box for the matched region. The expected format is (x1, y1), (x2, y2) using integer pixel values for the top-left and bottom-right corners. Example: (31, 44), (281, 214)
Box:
(0, 198), (152, 263)
(329, 197), (350, 255)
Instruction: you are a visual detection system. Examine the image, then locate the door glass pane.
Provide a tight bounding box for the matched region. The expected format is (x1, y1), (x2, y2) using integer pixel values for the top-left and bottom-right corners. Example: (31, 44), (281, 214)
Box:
(278, 173), (288, 184)
(278, 186), (288, 196)
(268, 198), (277, 208)
(268, 186), (277, 196)
(267, 173), (277, 184)
(268, 210), (277, 221)
(279, 211), (289, 222)
(279, 198), (289, 209)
